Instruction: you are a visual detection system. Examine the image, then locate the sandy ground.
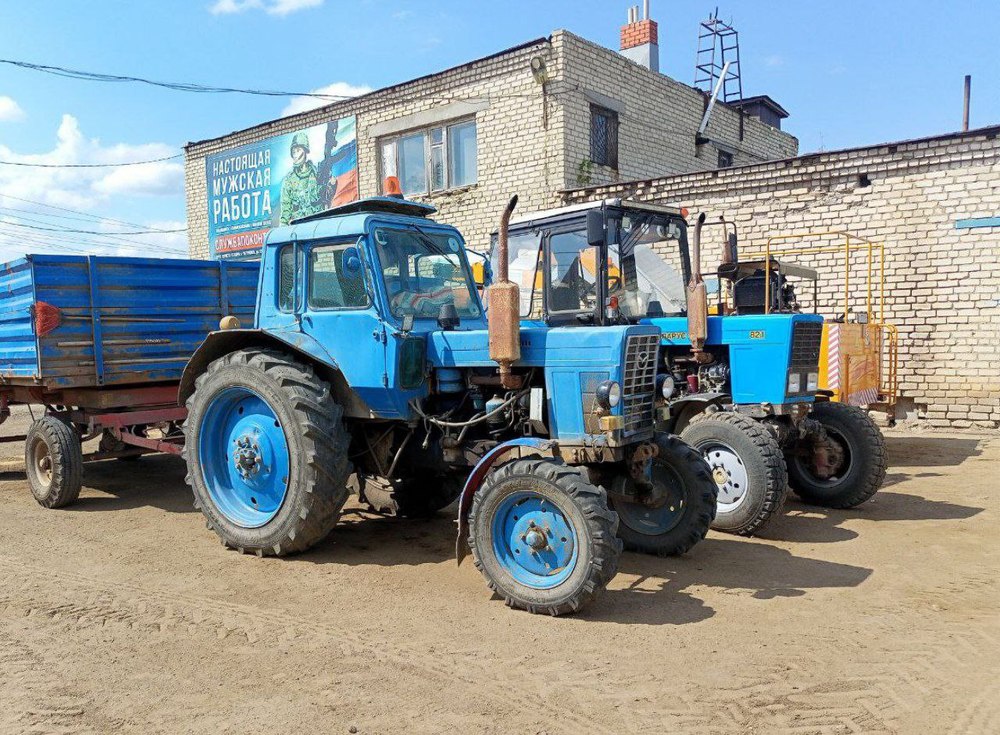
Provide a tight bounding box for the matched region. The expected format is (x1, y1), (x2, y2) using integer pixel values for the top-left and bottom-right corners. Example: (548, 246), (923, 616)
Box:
(0, 407), (997, 735)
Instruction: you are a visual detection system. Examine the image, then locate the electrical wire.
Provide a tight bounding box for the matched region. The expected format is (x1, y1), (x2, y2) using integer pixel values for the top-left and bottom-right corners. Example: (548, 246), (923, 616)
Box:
(410, 390), (527, 429)
(0, 58), (361, 101)
(0, 154), (183, 168)
(0, 218), (185, 236)
(0, 192), (181, 234)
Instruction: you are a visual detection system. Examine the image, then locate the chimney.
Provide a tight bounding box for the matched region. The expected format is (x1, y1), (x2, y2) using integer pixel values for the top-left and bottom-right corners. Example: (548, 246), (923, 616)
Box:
(620, 1), (659, 72)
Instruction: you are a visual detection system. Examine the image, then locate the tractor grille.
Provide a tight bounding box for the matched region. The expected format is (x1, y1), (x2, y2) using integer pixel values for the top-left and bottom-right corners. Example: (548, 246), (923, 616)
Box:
(621, 332), (659, 437)
(790, 321), (823, 370)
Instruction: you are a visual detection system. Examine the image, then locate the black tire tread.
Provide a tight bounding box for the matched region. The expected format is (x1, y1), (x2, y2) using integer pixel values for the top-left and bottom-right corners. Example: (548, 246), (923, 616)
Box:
(468, 458), (622, 616)
(360, 474), (462, 518)
(25, 416), (83, 509)
(183, 348), (352, 556)
(683, 411), (788, 536)
(789, 402), (888, 509)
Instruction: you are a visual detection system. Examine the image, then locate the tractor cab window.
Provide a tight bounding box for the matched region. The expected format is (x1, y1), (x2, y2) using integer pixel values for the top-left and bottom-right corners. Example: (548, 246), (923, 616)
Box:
(548, 231), (600, 315)
(373, 226), (481, 320)
(489, 231), (543, 318)
(277, 245), (303, 313)
(308, 244), (370, 309)
(609, 214), (689, 318)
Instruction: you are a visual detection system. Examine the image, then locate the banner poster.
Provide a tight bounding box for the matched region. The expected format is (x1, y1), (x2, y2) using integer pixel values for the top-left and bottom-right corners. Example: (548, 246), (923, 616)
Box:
(205, 115), (359, 260)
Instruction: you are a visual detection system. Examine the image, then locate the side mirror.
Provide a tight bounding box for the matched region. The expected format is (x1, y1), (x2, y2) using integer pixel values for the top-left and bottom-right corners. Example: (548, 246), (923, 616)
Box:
(342, 246), (362, 276)
(586, 209), (605, 246)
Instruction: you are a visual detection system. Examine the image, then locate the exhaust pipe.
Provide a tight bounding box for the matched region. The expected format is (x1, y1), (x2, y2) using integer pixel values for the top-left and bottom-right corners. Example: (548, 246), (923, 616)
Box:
(488, 195), (521, 388)
(686, 212), (711, 363)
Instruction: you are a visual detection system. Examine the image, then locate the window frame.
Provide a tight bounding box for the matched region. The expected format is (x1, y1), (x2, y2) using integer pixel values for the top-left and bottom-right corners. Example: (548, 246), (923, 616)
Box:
(276, 244), (303, 314)
(717, 148), (735, 169)
(306, 241), (373, 312)
(378, 117), (478, 196)
(589, 104), (619, 170)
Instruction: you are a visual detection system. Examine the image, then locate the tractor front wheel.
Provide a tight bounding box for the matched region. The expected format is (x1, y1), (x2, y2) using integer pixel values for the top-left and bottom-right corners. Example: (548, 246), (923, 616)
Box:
(468, 458), (622, 616)
(183, 349), (352, 556)
(681, 412), (788, 536)
(786, 402), (887, 508)
(608, 433), (718, 556)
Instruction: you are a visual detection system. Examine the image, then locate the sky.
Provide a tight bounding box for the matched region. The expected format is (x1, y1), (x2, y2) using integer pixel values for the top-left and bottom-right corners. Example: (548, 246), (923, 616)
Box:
(0, 0), (997, 261)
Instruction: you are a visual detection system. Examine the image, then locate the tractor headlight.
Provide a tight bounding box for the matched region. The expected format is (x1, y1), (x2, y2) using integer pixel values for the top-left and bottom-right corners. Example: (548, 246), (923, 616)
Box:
(806, 372), (819, 392)
(787, 373), (802, 394)
(596, 380), (621, 410)
(658, 374), (676, 400)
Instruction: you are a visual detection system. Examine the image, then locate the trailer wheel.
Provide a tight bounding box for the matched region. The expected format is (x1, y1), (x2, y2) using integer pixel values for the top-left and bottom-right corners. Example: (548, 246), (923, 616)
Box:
(360, 474), (462, 518)
(184, 349), (352, 556)
(25, 416), (83, 508)
(468, 458), (622, 616)
(609, 433), (718, 556)
(787, 402), (888, 508)
(681, 412), (788, 536)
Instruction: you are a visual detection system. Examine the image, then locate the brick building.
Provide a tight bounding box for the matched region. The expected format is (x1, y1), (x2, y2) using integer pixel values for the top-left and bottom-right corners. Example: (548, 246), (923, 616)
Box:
(184, 10), (796, 259)
(562, 126), (1000, 429)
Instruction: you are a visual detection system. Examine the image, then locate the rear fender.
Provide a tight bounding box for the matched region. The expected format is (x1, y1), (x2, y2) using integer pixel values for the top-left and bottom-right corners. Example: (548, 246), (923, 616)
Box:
(178, 329), (372, 418)
(455, 437), (553, 565)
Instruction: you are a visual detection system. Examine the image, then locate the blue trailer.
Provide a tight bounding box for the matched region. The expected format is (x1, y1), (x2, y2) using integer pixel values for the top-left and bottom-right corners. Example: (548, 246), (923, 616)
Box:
(0, 254), (259, 507)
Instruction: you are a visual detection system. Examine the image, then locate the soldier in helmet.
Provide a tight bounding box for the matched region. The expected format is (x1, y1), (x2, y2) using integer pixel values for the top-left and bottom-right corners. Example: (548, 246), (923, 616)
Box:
(278, 131), (320, 226)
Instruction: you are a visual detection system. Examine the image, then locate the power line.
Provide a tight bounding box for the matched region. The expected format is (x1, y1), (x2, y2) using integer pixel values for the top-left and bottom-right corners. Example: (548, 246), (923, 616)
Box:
(0, 153), (182, 168)
(0, 225), (187, 256)
(0, 58), (357, 101)
(0, 218), (185, 237)
(0, 192), (183, 234)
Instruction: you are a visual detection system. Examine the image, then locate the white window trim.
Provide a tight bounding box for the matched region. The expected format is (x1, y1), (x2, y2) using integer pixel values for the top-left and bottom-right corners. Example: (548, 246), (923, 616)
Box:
(378, 117), (478, 196)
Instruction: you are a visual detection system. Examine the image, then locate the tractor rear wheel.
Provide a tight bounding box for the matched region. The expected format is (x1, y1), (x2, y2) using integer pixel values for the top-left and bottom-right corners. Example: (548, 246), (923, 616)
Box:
(25, 416), (83, 509)
(681, 412), (788, 536)
(608, 433), (717, 556)
(468, 458), (622, 616)
(183, 349), (352, 556)
(360, 473), (463, 517)
(786, 402), (887, 508)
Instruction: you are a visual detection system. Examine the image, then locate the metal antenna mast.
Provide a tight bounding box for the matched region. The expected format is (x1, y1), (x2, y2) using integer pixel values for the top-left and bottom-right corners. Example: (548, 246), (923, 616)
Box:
(694, 8), (743, 103)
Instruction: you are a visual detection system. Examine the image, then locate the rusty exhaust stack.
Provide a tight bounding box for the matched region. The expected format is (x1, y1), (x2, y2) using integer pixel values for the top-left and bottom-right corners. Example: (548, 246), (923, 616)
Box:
(686, 212), (711, 363)
(488, 195), (520, 388)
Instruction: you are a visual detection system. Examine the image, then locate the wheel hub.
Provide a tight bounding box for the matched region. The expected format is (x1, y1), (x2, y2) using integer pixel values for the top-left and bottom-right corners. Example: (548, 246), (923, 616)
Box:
(233, 434), (264, 479)
(702, 441), (750, 511)
(492, 493), (577, 589)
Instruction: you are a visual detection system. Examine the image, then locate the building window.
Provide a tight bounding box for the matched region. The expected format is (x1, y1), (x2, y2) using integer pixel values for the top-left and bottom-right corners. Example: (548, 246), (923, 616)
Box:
(380, 119), (477, 196)
(717, 149), (734, 169)
(590, 105), (619, 169)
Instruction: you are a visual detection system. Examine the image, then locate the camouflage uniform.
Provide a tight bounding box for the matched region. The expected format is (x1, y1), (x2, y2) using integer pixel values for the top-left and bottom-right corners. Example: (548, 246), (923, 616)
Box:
(279, 132), (320, 225)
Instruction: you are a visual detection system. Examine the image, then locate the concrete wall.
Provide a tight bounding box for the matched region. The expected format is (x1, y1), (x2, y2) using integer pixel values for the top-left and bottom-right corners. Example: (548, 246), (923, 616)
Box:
(184, 31), (796, 258)
(562, 127), (1000, 429)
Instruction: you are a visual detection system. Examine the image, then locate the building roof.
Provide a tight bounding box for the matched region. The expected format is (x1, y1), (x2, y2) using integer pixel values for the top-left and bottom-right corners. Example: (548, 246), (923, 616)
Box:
(186, 37), (550, 151)
(731, 95), (790, 119)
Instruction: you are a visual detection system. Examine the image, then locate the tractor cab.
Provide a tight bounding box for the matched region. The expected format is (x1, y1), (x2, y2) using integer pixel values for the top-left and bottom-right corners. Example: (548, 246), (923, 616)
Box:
(489, 199), (691, 326)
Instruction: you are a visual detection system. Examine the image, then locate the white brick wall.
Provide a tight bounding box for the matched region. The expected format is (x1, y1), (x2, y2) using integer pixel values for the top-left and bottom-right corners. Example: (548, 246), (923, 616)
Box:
(562, 127), (1000, 429)
(184, 31), (795, 259)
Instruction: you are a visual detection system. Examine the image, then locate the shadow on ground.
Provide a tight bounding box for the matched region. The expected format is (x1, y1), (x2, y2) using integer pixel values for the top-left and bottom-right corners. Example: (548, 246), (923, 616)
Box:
(886, 436), (983, 466)
(69, 455), (196, 515)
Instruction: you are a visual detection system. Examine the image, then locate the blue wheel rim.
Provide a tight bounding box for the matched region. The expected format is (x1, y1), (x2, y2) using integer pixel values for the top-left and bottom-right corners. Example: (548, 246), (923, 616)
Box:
(614, 463), (686, 536)
(491, 491), (578, 590)
(198, 386), (290, 528)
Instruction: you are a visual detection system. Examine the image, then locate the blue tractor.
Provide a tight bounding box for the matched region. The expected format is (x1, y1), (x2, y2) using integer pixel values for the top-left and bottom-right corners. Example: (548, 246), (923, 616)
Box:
(179, 195), (717, 615)
(492, 199), (887, 538)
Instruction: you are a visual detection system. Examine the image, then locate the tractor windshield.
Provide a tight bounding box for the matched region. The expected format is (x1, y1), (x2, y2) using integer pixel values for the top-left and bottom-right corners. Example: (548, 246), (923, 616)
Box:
(373, 226), (481, 320)
(609, 212), (689, 319)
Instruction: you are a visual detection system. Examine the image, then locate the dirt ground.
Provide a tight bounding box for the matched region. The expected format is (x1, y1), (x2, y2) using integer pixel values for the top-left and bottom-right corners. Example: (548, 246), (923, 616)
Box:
(0, 408), (997, 735)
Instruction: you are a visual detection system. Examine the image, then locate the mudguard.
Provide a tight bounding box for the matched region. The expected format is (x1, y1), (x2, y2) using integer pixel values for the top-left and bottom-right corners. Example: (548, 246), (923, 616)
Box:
(661, 392), (729, 433)
(455, 437), (553, 565)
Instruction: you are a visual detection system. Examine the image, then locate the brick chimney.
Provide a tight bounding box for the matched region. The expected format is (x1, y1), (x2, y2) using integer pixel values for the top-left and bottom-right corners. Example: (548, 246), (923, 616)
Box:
(620, 1), (659, 72)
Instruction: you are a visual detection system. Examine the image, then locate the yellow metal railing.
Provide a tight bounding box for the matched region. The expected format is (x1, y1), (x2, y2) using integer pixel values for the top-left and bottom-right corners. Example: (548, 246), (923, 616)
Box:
(742, 231), (899, 411)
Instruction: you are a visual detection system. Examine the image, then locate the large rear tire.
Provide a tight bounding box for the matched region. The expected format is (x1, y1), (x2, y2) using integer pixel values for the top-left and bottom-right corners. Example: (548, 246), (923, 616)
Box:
(608, 433), (717, 556)
(468, 458), (622, 616)
(786, 402), (887, 508)
(25, 416), (82, 509)
(681, 412), (788, 536)
(183, 349), (352, 556)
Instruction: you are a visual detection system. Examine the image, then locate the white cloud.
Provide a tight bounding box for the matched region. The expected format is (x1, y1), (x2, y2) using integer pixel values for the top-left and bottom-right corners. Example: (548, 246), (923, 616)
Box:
(0, 96), (25, 122)
(209, 0), (323, 16)
(280, 81), (373, 117)
(764, 54), (785, 68)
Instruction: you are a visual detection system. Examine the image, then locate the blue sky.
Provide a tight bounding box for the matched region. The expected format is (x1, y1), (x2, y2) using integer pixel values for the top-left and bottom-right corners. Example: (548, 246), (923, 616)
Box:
(0, 0), (997, 259)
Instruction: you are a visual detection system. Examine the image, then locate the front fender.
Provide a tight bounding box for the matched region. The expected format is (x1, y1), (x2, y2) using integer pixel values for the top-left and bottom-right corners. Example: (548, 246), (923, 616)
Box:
(660, 392), (729, 433)
(455, 437), (554, 565)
